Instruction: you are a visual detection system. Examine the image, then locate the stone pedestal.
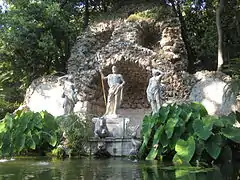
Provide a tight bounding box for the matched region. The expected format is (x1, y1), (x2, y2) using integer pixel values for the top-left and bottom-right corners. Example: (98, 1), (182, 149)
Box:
(92, 116), (130, 138)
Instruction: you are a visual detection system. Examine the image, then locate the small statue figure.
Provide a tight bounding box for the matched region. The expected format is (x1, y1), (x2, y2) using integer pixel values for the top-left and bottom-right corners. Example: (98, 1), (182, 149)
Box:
(94, 117), (113, 138)
(57, 131), (72, 158)
(129, 125), (141, 160)
(62, 93), (75, 115)
(100, 66), (125, 117)
(60, 74), (78, 115)
(146, 68), (165, 114)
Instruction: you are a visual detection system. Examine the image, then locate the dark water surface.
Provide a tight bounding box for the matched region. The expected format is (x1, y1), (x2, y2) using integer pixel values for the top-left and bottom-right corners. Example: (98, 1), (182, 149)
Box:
(0, 157), (238, 180)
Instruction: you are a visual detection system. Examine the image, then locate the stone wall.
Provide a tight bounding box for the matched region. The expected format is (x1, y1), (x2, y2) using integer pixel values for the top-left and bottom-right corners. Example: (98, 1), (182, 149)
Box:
(68, 18), (196, 117)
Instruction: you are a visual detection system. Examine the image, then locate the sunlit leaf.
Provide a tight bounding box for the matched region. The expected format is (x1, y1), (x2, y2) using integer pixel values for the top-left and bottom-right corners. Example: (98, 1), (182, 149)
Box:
(175, 136), (195, 163)
(165, 118), (179, 139)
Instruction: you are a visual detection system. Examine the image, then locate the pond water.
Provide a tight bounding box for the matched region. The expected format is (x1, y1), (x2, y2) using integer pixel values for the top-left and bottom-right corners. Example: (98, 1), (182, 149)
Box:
(0, 157), (239, 180)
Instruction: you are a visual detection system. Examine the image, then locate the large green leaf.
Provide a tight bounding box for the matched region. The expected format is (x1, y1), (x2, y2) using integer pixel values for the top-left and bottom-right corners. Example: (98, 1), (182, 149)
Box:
(0, 122), (6, 133)
(139, 115), (156, 157)
(146, 126), (164, 160)
(174, 136), (195, 163)
(165, 118), (179, 139)
(160, 130), (168, 148)
(219, 114), (236, 127)
(193, 116), (213, 140)
(32, 130), (41, 146)
(157, 105), (170, 123)
(222, 126), (240, 143)
(28, 112), (43, 130)
(141, 115), (155, 136)
(49, 132), (57, 147)
(0, 133), (4, 148)
(17, 111), (32, 132)
(146, 145), (162, 160)
(41, 111), (58, 130)
(168, 104), (182, 118)
(1, 132), (12, 156)
(213, 116), (224, 128)
(5, 113), (13, 129)
(25, 131), (36, 150)
(205, 134), (222, 159)
(173, 154), (183, 165)
(190, 102), (208, 117)
(179, 104), (192, 123)
(14, 134), (26, 153)
(152, 126), (164, 145)
(169, 126), (185, 150)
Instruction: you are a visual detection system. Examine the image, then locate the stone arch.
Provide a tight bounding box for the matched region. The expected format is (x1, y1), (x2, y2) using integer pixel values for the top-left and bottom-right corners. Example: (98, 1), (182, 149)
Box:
(87, 60), (151, 117)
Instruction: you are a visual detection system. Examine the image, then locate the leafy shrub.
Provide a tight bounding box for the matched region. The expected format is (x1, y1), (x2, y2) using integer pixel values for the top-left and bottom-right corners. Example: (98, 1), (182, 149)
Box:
(56, 114), (92, 156)
(139, 102), (240, 164)
(0, 110), (60, 157)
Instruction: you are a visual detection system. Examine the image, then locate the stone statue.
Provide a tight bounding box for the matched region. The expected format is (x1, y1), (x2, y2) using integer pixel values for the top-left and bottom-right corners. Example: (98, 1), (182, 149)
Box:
(100, 66), (125, 117)
(94, 117), (113, 138)
(60, 74), (78, 115)
(146, 68), (165, 114)
(57, 131), (71, 157)
(129, 125), (141, 160)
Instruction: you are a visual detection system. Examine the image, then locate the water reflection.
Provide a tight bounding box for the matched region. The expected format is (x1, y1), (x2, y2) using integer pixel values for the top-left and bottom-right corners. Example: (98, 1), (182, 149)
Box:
(0, 157), (239, 180)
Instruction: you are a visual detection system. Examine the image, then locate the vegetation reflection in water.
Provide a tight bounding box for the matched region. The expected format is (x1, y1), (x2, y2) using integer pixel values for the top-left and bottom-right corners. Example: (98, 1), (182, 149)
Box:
(0, 157), (238, 180)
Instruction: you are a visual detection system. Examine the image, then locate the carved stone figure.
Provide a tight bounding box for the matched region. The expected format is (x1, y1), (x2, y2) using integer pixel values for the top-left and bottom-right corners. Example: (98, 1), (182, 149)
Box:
(129, 125), (141, 160)
(146, 69), (165, 114)
(62, 93), (75, 114)
(94, 117), (113, 138)
(57, 131), (71, 157)
(60, 75), (78, 115)
(100, 66), (125, 117)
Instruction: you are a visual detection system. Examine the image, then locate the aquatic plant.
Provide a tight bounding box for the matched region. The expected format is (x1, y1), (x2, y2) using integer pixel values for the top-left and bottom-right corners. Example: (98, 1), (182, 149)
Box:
(0, 110), (59, 157)
(139, 102), (240, 164)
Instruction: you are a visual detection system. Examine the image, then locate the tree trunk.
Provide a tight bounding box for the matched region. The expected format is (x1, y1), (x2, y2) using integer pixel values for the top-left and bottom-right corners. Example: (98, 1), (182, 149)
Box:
(101, 0), (107, 12)
(216, 0), (225, 71)
(83, 0), (90, 29)
(168, 0), (196, 73)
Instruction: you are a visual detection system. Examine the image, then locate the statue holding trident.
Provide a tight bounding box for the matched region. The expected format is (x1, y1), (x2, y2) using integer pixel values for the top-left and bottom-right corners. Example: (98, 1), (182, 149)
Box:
(99, 66), (125, 118)
(146, 68), (165, 114)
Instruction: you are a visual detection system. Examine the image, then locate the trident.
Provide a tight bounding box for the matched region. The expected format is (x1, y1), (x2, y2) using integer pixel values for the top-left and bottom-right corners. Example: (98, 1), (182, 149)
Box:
(96, 52), (107, 107)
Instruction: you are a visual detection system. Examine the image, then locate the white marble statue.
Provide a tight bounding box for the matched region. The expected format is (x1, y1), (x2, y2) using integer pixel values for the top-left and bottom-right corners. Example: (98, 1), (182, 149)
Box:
(60, 74), (78, 114)
(100, 66), (125, 117)
(146, 68), (165, 114)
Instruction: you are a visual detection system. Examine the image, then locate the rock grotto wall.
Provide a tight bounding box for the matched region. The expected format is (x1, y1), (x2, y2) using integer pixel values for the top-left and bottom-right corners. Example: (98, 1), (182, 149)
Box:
(68, 17), (196, 117)
(189, 71), (239, 116)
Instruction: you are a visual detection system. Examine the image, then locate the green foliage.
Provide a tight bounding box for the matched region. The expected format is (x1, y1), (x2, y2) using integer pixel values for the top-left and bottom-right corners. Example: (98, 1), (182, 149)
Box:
(56, 114), (92, 156)
(223, 58), (240, 78)
(127, 6), (174, 22)
(0, 0), (82, 106)
(0, 98), (19, 119)
(0, 110), (60, 157)
(139, 102), (240, 164)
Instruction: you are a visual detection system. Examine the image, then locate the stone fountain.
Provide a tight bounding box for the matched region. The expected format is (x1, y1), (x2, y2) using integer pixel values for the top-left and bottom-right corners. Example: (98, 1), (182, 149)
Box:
(90, 65), (138, 157)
